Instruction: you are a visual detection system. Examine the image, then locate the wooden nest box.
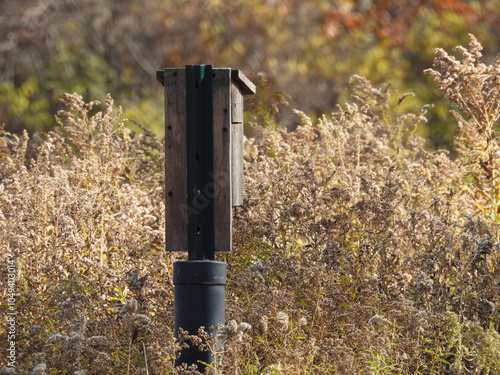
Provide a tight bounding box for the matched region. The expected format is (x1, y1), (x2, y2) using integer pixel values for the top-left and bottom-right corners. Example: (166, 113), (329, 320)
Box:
(157, 65), (255, 258)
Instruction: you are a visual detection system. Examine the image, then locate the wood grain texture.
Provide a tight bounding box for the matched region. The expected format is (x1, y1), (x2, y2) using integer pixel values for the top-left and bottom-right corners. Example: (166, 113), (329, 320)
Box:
(213, 68), (232, 252)
(231, 121), (244, 207)
(231, 82), (244, 123)
(164, 68), (188, 252)
(231, 83), (244, 206)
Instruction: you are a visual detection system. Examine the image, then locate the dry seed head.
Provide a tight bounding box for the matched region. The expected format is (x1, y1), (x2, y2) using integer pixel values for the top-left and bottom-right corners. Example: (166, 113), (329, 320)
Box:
(297, 317), (308, 327)
(368, 315), (392, 328)
(259, 315), (269, 334)
(0, 368), (17, 375)
(118, 299), (138, 318)
(276, 311), (289, 330)
(217, 319), (252, 343)
(30, 364), (46, 375)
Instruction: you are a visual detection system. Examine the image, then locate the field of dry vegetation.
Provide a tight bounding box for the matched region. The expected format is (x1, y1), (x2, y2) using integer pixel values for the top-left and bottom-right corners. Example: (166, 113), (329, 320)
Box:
(1, 35), (500, 374)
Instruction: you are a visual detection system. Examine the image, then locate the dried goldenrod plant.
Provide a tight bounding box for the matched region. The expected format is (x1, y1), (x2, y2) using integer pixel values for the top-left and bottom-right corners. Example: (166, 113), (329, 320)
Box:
(0, 93), (174, 374)
(426, 34), (500, 239)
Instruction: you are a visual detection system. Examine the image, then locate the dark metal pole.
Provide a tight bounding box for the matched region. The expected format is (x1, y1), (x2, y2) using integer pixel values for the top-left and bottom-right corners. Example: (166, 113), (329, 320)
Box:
(186, 65), (215, 261)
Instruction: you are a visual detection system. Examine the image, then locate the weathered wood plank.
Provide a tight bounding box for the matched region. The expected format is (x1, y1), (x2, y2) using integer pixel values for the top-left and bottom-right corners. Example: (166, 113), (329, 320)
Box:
(164, 68), (188, 252)
(231, 82), (244, 206)
(213, 68), (232, 252)
(231, 122), (244, 207)
(231, 69), (256, 95)
(231, 82), (244, 123)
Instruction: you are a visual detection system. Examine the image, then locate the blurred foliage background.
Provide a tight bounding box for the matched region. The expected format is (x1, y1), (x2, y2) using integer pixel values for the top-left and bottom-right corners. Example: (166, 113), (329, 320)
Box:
(1, 0), (500, 149)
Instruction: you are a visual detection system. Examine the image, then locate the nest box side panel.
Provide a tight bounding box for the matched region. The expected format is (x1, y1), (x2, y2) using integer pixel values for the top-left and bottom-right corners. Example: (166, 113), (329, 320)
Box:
(230, 82), (244, 207)
(213, 68), (232, 252)
(165, 69), (188, 252)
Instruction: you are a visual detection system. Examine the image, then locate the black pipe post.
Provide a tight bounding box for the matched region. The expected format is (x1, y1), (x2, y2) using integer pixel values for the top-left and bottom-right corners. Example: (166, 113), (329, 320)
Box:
(173, 260), (226, 369)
